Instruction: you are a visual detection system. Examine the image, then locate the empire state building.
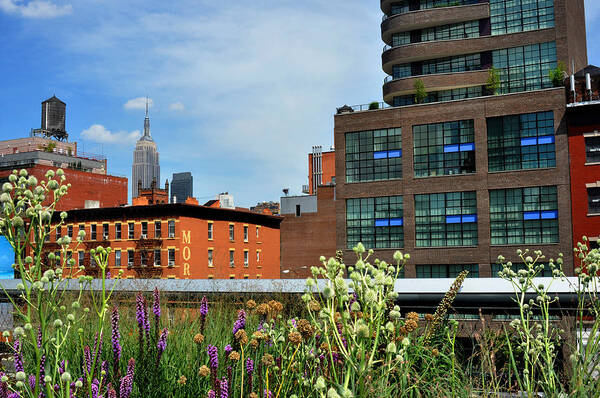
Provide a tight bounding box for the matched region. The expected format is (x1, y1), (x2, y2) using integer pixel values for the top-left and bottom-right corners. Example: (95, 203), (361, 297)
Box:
(131, 99), (160, 198)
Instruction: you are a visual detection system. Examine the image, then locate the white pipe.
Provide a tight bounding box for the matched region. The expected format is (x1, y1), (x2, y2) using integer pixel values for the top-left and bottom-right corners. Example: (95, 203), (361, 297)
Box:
(571, 75), (576, 92)
(586, 73), (592, 91)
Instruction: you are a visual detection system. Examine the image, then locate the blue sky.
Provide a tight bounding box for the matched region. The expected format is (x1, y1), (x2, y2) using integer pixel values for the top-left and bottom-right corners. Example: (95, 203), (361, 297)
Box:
(0, 237), (13, 279)
(0, 0), (599, 209)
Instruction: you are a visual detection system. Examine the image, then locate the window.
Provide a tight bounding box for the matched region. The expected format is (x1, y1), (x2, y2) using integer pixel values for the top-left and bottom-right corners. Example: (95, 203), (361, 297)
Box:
(66, 251), (72, 265)
(256, 250), (260, 263)
(391, 32), (410, 47)
(346, 196), (404, 249)
(244, 250), (249, 267)
(416, 264), (479, 278)
(141, 251), (148, 266)
(392, 64), (412, 79)
(488, 111), (555, 171)
(420, 0), (479, 10)
(244, 226), (248, 241)
(90, 224), (97, 240)
(67, 225), (73, 238)
(229, 224), (235, 241)
(44, 226), (50, 242)
(78, 224), (85, 239)
(141, 222), (148, 238)
(490, 0), (554, 35)
(256, 227), (259, 239)
(115, 223), (121, 239)
(128, 222), (134, 239)
(208, 249), (213, 267)
(208, 223), (213, 240)
(229, 250), (235, 267)
(56, 226), (61, 240)
(78, 251), (84, 267)
(389, 1), (409, 15)
(345, 128), (402, 182)
(421, 21), (480, 42)
(422, 53), (481, 75)
(585, 136), (600, 163)
(128, 250), (134, 267)
(413, 120), (475, 177)
(492, 42), (557, 94)
(168, 220), (175, 238)
(490, 186), (558, 245)
(168, 249), (175, 266)
(154, 249), (161, 266)
(415, 191), (478, 247)
(393, 86), (482, 107)
(154, 221), (161, 238)
(102, 224), (109, 240)
(588, 188), (600, 214)
(296, 205), (301, 217)
(115, 250), (121, 267)
(491, 262), (553, 277)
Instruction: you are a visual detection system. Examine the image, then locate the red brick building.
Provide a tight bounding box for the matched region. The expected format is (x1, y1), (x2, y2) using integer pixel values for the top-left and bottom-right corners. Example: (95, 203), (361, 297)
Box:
(44, 203), (282, 279)
(0, 137), (127, 210)
(566, 65), (600, 248)
(307, 146), (335, 195)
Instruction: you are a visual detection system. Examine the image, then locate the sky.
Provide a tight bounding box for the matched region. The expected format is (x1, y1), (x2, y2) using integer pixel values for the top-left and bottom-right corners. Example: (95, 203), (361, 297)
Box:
(0, 0), (598, 211)
(0, 237), (13, 279)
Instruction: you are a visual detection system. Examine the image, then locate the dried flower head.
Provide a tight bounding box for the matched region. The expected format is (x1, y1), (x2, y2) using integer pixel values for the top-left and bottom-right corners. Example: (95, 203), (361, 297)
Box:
(198, 365), (210, 377)
(404, 319), (418, 333)
(228, 351), (240, 361)
(424, 314), (434, 322)
(246, 300), (257, 309)
(256, 304), (269, 316)
(249, 393), (258, 398)
(432, 348), (439, 357)
(296, 319), (314, 339)
(235, 329), (248, 345)
(288, 331), (302, 346)
(252, 331), (265, 340)
(309, 300), (321, 312)
(250, 339), (259, 348)
(177, 375), (187, 385)
(194, 333), (205, 345)
(261, 353), (274, 367)
(268, 300), (283, 312)
(406, 312), (419, 321)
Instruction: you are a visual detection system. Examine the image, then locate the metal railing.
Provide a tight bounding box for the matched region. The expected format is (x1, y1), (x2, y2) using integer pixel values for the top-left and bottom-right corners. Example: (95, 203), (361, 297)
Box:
(346, 102), (392, 112)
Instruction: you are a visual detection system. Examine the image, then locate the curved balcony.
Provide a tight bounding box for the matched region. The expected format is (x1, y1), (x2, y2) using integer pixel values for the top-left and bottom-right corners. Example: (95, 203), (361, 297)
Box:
(381, 3), (490, 45)
(382, 70), (489, 103)
(382, 28), (555, 74)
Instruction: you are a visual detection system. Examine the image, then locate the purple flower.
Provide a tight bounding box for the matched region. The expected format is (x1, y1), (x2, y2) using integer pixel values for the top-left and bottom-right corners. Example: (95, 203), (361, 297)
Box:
(106, 385), (117, 398)
(290, 318), (297, 329)
(106, 271), (111, 279)
(0, 372), (7, 398)
(246, 358), (254, 374)
(208, 391), (216, 398)
(28, 375), (35, 392)
(232, 310), (246, 335)
(119, 359), (135, 398)
(220, 377), (228, 398)
(91, 379), (99, 398)
(224, 344), (232, 355)
(111, 306), (122, 362)
(93, 332), (103, 364)
(37, 326), (42, 348)
(200, 296), (208, 320)
(157, 328), (168, 363)
(7, 393), (21, 398)
(136, 293), (150, 344)
(207, 345), (218, 369)
(263, 389), (272, 398)
(39, 354), (46, 383)
(59, 360), (67, 375)
(84, 346), (92, 376)
(153, 287), (161, 320)
(13, 339), (23, 373)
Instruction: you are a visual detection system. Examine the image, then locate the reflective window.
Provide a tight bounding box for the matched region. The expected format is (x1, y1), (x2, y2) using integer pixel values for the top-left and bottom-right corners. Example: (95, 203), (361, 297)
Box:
(416, 264), (479, 278)
(346, 196), (404, 249)
(490, 0), (554, 35)
(345, 128), (402, 182)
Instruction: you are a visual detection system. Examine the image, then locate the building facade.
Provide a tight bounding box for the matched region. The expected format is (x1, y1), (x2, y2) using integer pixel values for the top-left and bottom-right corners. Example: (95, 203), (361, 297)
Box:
(43, 203), (282, 279)
(132, 100), (160, 198)
(334, 0), (587, 278)
(307, 146), (335, 194)
(566, 66), (600, 248)
(170, 172), (193, 203)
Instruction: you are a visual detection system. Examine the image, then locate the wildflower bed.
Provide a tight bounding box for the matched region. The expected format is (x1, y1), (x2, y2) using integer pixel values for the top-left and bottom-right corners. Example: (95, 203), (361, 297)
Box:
(1, 169), (600, 398)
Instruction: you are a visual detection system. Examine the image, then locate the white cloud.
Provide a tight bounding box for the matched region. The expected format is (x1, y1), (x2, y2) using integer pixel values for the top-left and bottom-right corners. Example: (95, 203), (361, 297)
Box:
(169, 101), (185, 111)
(81, 124), (141, 145)
(124, 97), (153, 110)
(0, 0), (72, 18)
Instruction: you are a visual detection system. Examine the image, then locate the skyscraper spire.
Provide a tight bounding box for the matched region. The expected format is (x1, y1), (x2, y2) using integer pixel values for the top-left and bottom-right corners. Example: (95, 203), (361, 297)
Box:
(143, 96), (151, 140)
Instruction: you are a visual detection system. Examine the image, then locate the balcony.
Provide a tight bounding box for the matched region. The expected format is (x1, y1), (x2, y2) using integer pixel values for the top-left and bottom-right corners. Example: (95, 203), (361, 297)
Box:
(381, 3), (490, 45)
(382, 70), (489, 102)
(382, 28), (555, 74)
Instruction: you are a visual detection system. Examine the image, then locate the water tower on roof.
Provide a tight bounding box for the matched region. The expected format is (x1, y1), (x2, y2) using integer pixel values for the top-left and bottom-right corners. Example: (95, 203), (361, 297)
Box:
(32, 95), (68, 141)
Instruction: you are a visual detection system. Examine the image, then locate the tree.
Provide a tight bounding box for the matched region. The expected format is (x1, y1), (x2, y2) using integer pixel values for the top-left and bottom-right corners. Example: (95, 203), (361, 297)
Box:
(414, 79), (427, 104)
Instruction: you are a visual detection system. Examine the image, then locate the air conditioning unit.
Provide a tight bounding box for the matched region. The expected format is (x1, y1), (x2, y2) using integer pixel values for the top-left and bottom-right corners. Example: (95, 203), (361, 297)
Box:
(168, 233), (175, 238)
(168, 260), (175, 266)
(127, 262), (133, 267)
(141, 234), (147, 239)
(103, 234), (109, 240)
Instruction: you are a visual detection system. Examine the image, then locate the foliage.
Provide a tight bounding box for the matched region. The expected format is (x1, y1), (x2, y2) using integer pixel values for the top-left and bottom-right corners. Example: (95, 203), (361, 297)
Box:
(413, 80), (427, 104)
(549, 62), (567, 88)
(486, 67), (501, 95)
(368, 102), (380, 110)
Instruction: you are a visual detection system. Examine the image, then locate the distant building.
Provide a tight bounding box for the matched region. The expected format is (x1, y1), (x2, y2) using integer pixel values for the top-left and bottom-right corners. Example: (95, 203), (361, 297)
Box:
(133, 178), (169, 205)
(0, 98), (127, 210)
(41, 202), (282, 279)
(250, 201), (280, 215)
(280, 186), (336, 278)
(132, 99), (160, 198)
(566, 65), (600, 248)
(170, 172), (193, 203)
(305, 146), (335, 195)
(204, 193), (235, 209)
